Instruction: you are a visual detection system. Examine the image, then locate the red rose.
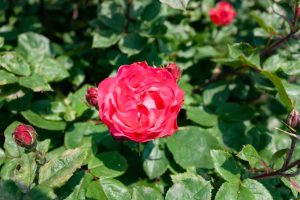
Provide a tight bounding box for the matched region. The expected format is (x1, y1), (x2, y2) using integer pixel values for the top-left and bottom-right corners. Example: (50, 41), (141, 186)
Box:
(97, 61), (184, 143)
(209, 1), (236, 26)
(13, 124), (37, 148)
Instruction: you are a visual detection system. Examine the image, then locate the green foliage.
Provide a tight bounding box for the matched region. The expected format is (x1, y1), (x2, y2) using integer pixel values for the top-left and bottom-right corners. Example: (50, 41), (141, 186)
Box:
(1, 0), (300, 199)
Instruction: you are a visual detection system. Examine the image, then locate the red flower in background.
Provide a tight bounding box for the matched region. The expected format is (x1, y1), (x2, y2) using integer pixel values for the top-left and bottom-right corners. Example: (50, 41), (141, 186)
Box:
(97, 61), (184, 143)
(209, 1), (236, 26)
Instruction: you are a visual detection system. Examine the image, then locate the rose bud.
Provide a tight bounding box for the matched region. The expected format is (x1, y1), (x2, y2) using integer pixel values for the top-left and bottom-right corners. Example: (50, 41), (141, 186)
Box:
(209, 1), (236, 26)
(297, 7), (300, 17)
(85, 87), (98, 108)
(287, 109), (300, 129)
(165, 63), (181, 82)
(97, 61), (184, 143)
(13, 124), (37, 148)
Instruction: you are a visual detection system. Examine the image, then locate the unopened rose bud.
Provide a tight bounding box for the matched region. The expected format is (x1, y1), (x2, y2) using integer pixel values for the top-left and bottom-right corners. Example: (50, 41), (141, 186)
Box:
(166, 63), (181, 82)
(85, 87), (98, 108)
(287, 109), (300, 129)
(13, 124), (37, 148)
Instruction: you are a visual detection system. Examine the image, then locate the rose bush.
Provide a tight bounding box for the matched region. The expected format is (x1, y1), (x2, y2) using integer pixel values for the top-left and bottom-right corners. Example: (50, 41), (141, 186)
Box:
(2, 0), (300, 199)
(97, 62), (184, 142)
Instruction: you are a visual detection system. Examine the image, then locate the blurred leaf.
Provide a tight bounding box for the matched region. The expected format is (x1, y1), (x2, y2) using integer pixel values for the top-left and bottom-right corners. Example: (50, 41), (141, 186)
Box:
(262, 55), (282, 72)
(211, 150), (240, 183)
(160, 0), (189, 10)
(0, 148), (5, 166)
(39, 148), (88, 188)
(165, 174), (211, 200)
(0, 70), (17, 85)
(167, 126), (221, 169)
(261, 70), (293, 110)
(0, 180), (22, 200)
(98, 1), (126, 32)
(88, 151), (128, 179)
(118, 33), (147, 55)
(86, 179), (131, 200)
(228, 43), (260, 69)
(0, 52), (31, 76)
(28, 185), (57, 200)
(64, 122), (107, 149)
(18, 74), (52, 92)
(92, 30), (121, 48)
(17, 32), (51, 63)
(0, 36), (4, 48)
(32, 57), (69, 82)
(186, 106), (217, 127)
(131, 185), (164, 200)
(21, 110), (66, 131)
(216, 103), (255, 122)
(237, 145), (262, 168)
(142, 139), (169, 180)
(203, 81), (230, 106)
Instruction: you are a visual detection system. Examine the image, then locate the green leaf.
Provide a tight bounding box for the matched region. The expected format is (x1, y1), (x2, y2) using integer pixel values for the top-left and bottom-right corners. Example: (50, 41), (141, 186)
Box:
(216, 103), (255, 122)
(203, 81), (230, 106)
(166, 126), (221, 169)
(131, 185), (164, 200)
(228, 43), (261, 69)
(0, 52), (31, 76)
(261, 70), (293, 110)
(0, 148), (5, 166)
(18, 74), (52, 92)
(21, 110), (66, 131)
(17, 32), (51, 63)
(0, 36), (4, 48)
(186, 106), (217, 127)
(86, 179), (131, 200)
(237, 145), (262, 168)
(28, 185), (58, 200)
(210, 150), (240, 183)
(98, 1), (126, 32)
(262, 55), (282, 72)
(142, 139), (169, 180)
(88, 151), (128, 179)
(215, 181), (253, 200)
(0, 70), (18, 85)
(14, 153), (37, 191)
(64, 122), (107, 149)
(0, 180), (22, 200)
(32, 57), (69, 82)
(242, 179), (273, 200)
(92, 30), (121, 48)
(160, 0), (189, 10)
(68, 84), (91, 117)
(64, 173), (93, 200)
(165, 174), (212, 200)
(3, 121), (24, 158)
(215, 179), (273, 200)
(118, 33), (147, 55)
(39, 148), (88, 188)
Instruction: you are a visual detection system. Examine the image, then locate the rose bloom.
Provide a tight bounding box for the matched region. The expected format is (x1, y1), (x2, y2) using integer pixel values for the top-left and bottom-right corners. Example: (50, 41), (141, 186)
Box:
(97, 61), (184, 143)
(209, 1), (236, 26)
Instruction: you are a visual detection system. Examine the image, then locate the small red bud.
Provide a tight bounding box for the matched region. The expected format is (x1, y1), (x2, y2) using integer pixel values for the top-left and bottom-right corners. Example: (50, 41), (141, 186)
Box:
(85, 87), (98, 108)
(165, 63), (181, 82)
(287, 109), (300, 129)
(13, 124), (37, 148)
(297, 7), (300, 17)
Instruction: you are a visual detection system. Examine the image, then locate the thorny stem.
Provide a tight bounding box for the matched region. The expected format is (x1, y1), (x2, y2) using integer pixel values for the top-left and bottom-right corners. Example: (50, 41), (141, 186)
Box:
(282, 138), (297, 169)
(252, 134), (299, 180)
(260, 2), (300, 58)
